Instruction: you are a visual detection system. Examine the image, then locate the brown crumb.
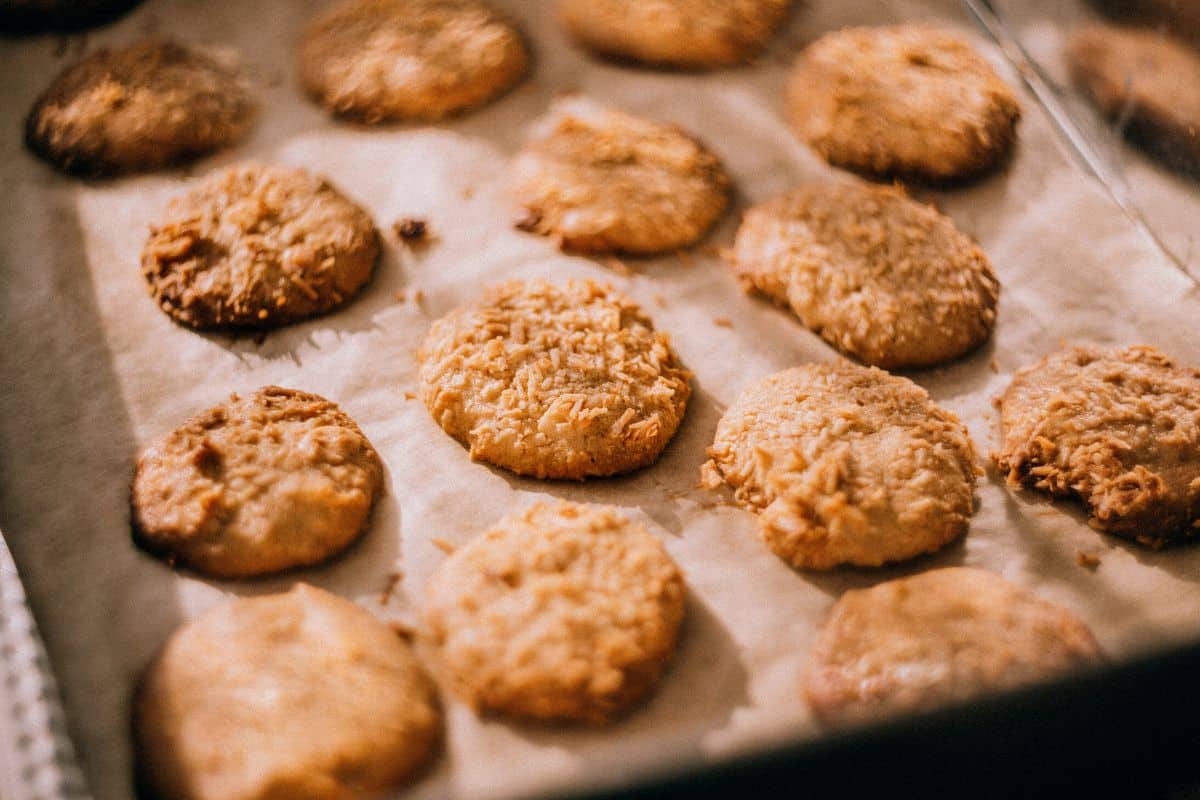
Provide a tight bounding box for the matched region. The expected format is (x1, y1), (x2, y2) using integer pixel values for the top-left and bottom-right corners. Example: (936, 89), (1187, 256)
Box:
(1076, 550), (1102, 570)
(389, 621), (416, 641)
(653, 293), (667, 308)
(378, 570), (404, 604)
(605, 257), (633, 277)
(394, 290), (407, 303)
(462, 186), (476, 200)
(393, 217), (429, 243)
(431, 537), (456, 554)
(413, 290), (425, 307)
(403, 391), (416, 401)
(989, 358), (1000, 374)
(713, 316), (733, 328)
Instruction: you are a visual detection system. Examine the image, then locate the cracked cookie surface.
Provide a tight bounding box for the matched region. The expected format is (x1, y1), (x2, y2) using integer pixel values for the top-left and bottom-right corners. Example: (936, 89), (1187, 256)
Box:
(703, 362), (978, 569)
(141, 163), (379, 330)
(787, 24), (1021, 182)
(995, 345), (1200, 548)
(131, 387), (383, 577)
(729, 182), (999, 369)
(511, 99), (731, 254)
(418, 279), (691, 479)
(423, 501), (685, 723)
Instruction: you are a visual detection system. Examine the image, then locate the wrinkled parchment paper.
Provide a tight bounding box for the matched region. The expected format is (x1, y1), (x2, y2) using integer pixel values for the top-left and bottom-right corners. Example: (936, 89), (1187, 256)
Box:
(3, 1), (1200, 799)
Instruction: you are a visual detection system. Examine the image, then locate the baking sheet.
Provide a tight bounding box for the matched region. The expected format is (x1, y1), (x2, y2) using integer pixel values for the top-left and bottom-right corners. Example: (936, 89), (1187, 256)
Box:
(2, 1), (1200, 799)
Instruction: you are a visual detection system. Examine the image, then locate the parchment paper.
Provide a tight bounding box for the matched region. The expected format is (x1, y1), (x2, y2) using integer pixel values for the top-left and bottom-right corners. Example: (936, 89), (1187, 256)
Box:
(3, 2), (1200, 799)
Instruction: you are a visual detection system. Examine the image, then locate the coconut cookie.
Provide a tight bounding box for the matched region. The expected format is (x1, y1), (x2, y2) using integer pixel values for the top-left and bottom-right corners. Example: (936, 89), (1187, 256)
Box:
(131, 387), (383, 578)
(803, 567), (1103, 727)
(556, 0), (792, 69)
(424, 501), (686, 723)
(299, 0), (530, 123)
(1067, 25), (1200, 174)
(135, 584), (442, 800)
(787, 25), (1021, 183)
(141, 163), (380, 330)
(702, 363), (979, 569)
(24, 40), (253, 177)
(418, 280), (691, 479)
(511, 99), (731, 254)
(729, 182), (999, 369)
(995, 345), (1200, 549)
(0, 0), (141, 32)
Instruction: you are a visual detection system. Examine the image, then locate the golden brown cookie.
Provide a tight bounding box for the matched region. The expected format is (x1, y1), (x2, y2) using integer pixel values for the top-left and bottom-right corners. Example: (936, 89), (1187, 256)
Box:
(299, 0), (530, 123)
(729, 182), (999, 369)
(511, 99), (731, 254)
(0, 0), (142, 33)
(24, 40), (253, 177)
(131, 387), (383, 578)
(135, 584), (442, 800)
(787, 25), (1021, 183)
(702, 363), (979, 569)
(802, 567), (1103, 727)
(1067, 24), (1200, 174)
(418, 279), (691, 480)
(994, 345), (1200, 549)
(423, 501), (686, 723)
(141, 163), (380, 330)
(556, 0), (792, 68)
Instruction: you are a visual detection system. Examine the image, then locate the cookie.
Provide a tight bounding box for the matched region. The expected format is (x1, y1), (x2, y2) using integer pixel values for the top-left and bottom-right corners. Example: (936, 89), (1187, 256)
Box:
(24, 40), (254, 177)
(556, 0), (791, 69)
(511, 99), (731, 254)
(994, 345), (1200, 549)
(131, 386), (383, 578)
(299, 0), (530, 123)
(1067, 24), (1200, 174)
(423, 501), (685, 723)
(802, 567), (1103, 727)
(419, 279), (691, 480)
(787, 24), (1021, 183)
(141, 163), (380, 330)
(1087, 0), (1200, 45)
(0, 0), (142, 33)
(702, 363), (979, 569)
(729, 182), (999, 369)
(135, 584), (442, 800)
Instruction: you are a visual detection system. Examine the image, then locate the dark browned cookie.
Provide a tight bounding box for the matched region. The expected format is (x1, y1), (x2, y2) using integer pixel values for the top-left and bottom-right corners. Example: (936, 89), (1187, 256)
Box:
(0, 0), (142, 33)
(556, 0), (792, 69)
(141, 163), (380, 330)
(25, 40), (254, 177)
(299, 0), (530, 123)
(1067, 24), (1200, 174)
(131, 387), (384, 578)
(788, 24), (1021, 183)
(995, 345), (1200, 549)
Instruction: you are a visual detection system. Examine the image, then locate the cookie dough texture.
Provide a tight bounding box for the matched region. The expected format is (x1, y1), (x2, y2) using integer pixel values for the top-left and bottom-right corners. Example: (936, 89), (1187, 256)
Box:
(135, 584), (442, 800)
(424, 501), (686, 723)
(995, 345), (1200, 549)
(131, 387), (384, 578)
(418, 280), (691, 479)
(729, 182), (999, 369)
(787, 24), (1021, 182)
(141, 163), (380, 330)
(703, 363), (979, 569)
(511, 99), (731, 254)
(24, 40), (253, 176)
(299, 0), (530, 123)
(556, 0), (792, 68)
(1067, 24), (1200, 173)
(0, 0), (141, 32)
(803, 567), (1103, 727)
